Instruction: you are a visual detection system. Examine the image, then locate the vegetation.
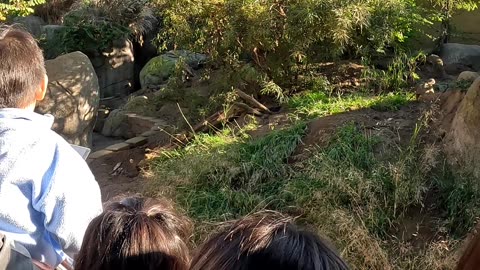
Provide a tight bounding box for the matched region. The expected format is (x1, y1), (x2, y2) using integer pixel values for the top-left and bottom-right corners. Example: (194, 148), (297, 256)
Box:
(43, 0), (156, 55)
(5, 0), (480, 268)
(427, 0), (480, 43)
(146, 113), (477, 268)
(153, 0), (426, 87)
(0, 0), (45, 21)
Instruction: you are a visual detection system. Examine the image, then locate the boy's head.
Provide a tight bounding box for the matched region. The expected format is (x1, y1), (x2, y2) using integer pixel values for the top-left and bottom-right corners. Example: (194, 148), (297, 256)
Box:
(75, 196), (192, 270)
(190, 211), (349, 270)
(0, 25), (47, 110)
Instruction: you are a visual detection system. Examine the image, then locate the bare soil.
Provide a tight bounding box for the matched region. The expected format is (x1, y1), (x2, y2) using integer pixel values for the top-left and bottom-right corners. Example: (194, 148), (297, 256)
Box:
(88, 147), (146, 201)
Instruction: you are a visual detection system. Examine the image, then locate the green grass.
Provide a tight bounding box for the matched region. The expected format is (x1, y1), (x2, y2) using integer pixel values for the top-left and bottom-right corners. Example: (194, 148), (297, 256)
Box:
(288, 91), (414, 118)
(433, 164), (480, 237)
(148, 123), (306, 223)
(146, 119), (479, 269)
(144, 87), (480, 270)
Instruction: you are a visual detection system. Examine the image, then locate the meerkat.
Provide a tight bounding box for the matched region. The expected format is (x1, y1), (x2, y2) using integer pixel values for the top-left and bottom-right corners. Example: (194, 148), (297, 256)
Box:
(415, 78), (436, 100)
(426, 54), (447, 79)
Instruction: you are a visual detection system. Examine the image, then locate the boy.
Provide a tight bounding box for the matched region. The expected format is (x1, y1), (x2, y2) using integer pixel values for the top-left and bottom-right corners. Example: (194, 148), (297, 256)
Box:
(0, 26), (103, 268)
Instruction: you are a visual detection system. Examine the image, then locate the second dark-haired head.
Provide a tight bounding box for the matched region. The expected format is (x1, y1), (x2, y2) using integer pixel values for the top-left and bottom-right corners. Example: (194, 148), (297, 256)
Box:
(75, 196), (192, 270)
(190, 211), (349, 270)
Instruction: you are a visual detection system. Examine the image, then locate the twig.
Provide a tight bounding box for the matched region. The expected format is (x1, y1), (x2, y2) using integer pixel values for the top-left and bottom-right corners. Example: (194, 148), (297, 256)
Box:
(177, 103), (195, 135)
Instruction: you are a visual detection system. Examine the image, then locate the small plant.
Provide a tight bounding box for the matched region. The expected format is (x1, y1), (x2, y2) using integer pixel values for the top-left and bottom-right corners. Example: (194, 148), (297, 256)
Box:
(362, 52), (425, 92)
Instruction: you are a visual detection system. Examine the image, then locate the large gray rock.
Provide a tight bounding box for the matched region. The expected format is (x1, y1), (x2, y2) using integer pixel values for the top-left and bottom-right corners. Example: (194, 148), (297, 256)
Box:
(139, 50), (207, 89)
(440, 43), (480, 71)
(13, 16), (45, 38)
(92, 39), (135, 98)
(35, 51), (100, 148)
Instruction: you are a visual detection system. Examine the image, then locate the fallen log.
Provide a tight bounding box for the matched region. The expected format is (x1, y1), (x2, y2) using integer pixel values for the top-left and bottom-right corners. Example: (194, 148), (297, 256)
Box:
(235, 89), (272, 114)
(233, 102), (263, 116)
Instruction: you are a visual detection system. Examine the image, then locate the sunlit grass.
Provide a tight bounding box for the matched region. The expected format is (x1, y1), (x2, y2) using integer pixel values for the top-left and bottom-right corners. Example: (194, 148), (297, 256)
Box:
(288, 91), (414, 118)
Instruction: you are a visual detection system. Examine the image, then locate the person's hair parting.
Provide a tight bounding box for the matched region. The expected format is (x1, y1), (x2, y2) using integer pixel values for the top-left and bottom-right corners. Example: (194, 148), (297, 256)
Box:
(190, 211), (349, 270)
(75, 196), (192, 270)
(0, 24), (46, 108)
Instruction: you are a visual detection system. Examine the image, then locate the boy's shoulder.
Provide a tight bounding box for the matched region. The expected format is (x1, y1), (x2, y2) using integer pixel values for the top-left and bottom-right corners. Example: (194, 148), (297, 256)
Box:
(0, 111), (85, 162)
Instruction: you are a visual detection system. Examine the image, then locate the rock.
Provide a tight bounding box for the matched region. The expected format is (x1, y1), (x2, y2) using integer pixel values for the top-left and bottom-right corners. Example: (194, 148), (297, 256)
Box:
(12, 16), (45, 38)
(440, 43), (480, 71)
(41, 25), (65, 40)
(457, 71), (480, 82)
(139, 50), (207, 89)
(124, 95), (155, 116)
(92, 39), (135, 98)
(101, 108), (159, 138)
(35, 51), (99, 148)
(444, 63), (474, 75)
(101, 109), (129, 138)
(157, 102), (186, 128)
(165, 50), (208, 69)
(445, 77), (480, 178)
(139, 55), (177, 89)
(126, 114), (158, 137)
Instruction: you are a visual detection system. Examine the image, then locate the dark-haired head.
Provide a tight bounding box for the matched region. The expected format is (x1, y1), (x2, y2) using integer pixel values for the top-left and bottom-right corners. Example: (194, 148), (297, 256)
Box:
(75, 196), (192, 270)
(0, 25), (47, 109)
(190, 211), (349, 270)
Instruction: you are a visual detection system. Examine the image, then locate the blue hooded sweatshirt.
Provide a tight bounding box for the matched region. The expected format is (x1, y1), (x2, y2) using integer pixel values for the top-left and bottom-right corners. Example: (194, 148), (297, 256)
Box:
(0, 108), (102, 267)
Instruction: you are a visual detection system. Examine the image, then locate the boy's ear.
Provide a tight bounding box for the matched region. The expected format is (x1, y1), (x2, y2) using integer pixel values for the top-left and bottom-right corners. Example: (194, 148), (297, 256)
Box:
(35, 74), (48, 101)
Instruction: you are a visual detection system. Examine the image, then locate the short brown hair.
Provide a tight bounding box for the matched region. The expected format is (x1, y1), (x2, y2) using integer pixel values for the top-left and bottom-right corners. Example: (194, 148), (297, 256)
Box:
(190, 211), (349, 270)
(0, 25), (46, 108)
(75, 196), (192, 270)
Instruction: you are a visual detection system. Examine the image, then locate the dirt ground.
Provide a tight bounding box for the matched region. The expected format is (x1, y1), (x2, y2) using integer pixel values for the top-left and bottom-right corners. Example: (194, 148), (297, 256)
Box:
(88, 147), (146, 201)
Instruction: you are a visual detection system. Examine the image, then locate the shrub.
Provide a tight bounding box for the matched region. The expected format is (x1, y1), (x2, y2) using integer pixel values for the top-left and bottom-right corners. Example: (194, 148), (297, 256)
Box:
(45, 0), (156, 55)
(153, 0), (425, 87)
(0, 0), (45, 21)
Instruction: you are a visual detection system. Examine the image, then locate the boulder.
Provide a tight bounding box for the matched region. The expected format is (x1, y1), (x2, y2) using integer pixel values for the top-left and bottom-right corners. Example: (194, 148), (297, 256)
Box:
(101, 109), (159, 138)
(91, 39), (135, 98)
(124, 95), (155, 116)
(35, 51), (99, 148)
(101, 109), (129, 138)
(139, 55), (177, 89)
(445, 77), (480, 178)
(12, 16), (45, 38)
(440, 43), (480, 71)
(457, 71), (480, 82)
(139, 50), (207, 89)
